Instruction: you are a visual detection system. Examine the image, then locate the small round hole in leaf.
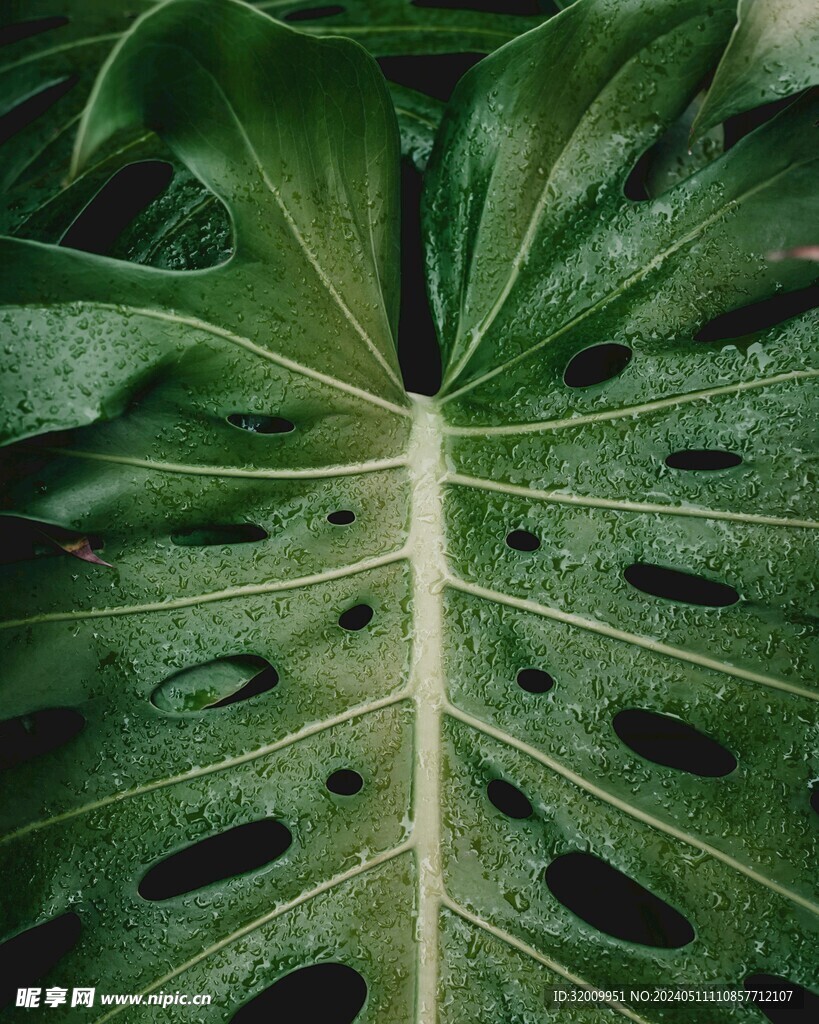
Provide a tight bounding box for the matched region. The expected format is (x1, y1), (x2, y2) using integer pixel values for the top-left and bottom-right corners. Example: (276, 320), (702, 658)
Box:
(516, 668), (554, 694)
(487, 778), (533, 819)
(327, 510), (356, 526)
(665, 449), (742, 471)
(563, 343), (632, 388)
(230, 963), (367, 1024)
(326, 769), (364, 795)
(506, 529), (540, 552)
(338, 604), (373, 631)
(227, 413), (294, 434)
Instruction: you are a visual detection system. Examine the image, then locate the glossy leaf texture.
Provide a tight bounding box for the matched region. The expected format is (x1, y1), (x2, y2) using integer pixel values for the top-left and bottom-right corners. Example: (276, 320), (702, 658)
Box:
(693, 0), (819, 137)
(1, 0), (818, 1021)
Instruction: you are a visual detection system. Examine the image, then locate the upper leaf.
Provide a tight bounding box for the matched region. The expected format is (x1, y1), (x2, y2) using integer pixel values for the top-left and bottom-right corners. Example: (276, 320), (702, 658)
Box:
(693, 0), (819, 137)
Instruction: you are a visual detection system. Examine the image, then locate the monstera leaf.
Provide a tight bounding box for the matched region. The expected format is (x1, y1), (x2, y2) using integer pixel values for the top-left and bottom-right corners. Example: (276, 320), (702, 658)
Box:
(1, 0), (817, 1020)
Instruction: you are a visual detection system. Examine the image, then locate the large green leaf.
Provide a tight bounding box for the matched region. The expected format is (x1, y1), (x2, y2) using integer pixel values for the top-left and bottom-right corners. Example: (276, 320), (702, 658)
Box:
(1, 0), (817, 1020)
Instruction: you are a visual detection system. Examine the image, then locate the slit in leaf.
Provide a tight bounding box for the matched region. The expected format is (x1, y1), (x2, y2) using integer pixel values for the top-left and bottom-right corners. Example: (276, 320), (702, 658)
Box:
(326, 769), (364, 795)
(516, 668), (554, 694)
(227, 413), (295, 434)
(138, 819), (292, 901)
(613, 708), (737, 777)
(283, 5), (345, 22)
(0, 708), (85, 771)
(151, 656), (277, 713)
(60, 161), (173, 256)
(0, 76), (78, 147)
(563, 343), (632, 388)
(487, 778), (533, 819)
(0, 913), (81, 1010)
(230, 963), (367, 1024)
(545, 851), (694, 948)
(338, 604), (373, 631)
(0, 16), (69, 47)
(743, 974), (819, 1024)
(695, 284), (819, 342)
(665, 449), (742, 471)
(624, 562), (739, 608)
(170, 524), (268, 547)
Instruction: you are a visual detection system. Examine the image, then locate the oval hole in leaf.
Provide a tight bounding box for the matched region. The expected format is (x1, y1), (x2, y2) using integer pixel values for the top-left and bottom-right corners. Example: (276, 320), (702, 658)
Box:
(487, 778), (533, 819)
(744, 974), (819, 1024)
(230, 963), (367, 1024)
(0, 76), (78, 147)
(327, 510), (356, 526)
(624, 562), (738, 608)
(694, 284), (819, 342)
(151, 656), (277, 713)
(506, 529), (540, 552)
(665, 449), (742, 471)
(545, 852), (694, 948)
(613, 709), (737, 778)
(138, 819), (292, 901)
(338, 604), (373, 631)
(0, 913), (81, 1010)
(0, 16), (69, 47)
(284, 5), (345, 21)
(326, 769), (364, 795)
(0, 708), (85, 771)
(810, 786), (819, 817)
(60, 161), (173, 256)
(227, 413), (295, 434)
(516, 668), (554, 694)
(378, 54), (483, 103)
(563, 343), (632, 388)
(170, 524), (268, 547)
